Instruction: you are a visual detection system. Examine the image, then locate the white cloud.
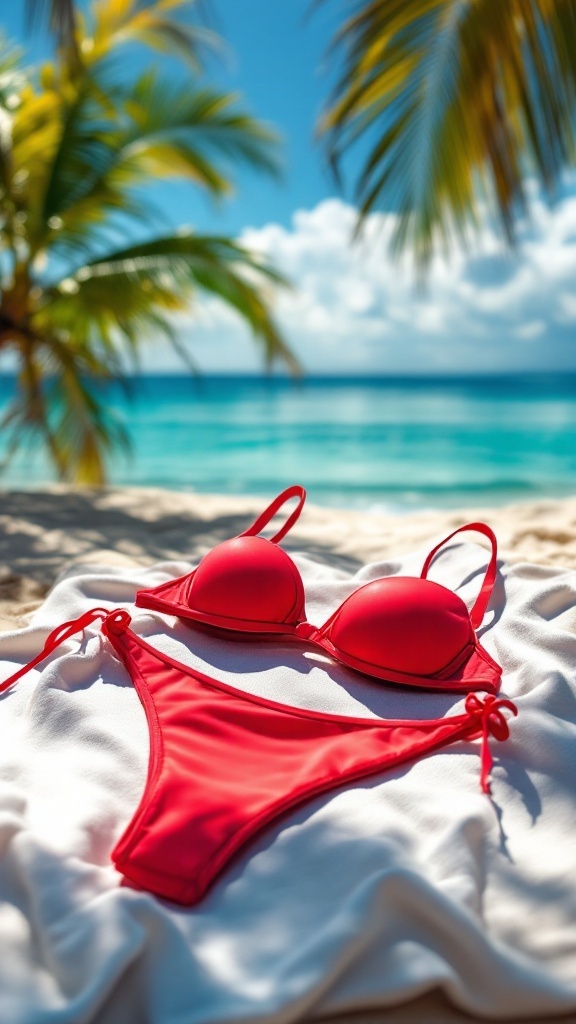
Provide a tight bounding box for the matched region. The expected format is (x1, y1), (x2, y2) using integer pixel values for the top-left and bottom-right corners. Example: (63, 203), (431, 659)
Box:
(158, 186), (576, 374)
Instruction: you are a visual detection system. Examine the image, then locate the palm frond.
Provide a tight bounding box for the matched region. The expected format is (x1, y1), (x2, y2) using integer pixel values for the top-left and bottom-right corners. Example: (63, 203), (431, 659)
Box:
(37, 255), (187, 367)
(14, 70), (280, 258)
(319, 0), (576, 267)
(39, 81), (118, 227)
(40, 233), (299, 373)
(86, 0), (219, 71)
(0, 342), (67, 476)
(1, 333), (130, 484)
(119, 71), (282, 180)
(43, 334), (130, 484)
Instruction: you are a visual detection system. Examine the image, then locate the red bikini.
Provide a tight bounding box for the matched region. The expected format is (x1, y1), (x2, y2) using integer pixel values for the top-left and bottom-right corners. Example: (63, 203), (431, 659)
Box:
(0, 487), (517, 906)
(136, 485), (502, 694)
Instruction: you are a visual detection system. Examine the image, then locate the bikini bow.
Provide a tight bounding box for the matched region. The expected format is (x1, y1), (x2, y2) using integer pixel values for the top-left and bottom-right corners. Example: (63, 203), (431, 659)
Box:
(0, 607), (116, 695)
(465, 693), (518, 794)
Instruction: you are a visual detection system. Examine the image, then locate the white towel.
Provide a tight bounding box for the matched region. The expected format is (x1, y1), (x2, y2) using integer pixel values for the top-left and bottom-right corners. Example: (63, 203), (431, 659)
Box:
(0, 537), (575, 1024)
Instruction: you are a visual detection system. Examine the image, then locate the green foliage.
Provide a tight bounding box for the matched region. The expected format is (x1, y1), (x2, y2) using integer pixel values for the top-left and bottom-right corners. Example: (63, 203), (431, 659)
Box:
(1, 0), (293, 483)
(319, 0), (576, 268)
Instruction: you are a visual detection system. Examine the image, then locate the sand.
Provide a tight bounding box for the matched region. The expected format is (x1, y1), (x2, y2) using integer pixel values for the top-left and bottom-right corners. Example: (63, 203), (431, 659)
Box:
(1, 484), (575, 632)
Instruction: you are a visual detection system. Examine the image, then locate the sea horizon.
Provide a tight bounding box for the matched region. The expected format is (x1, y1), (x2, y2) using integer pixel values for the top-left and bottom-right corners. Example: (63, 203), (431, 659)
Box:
(0, 372), (574, 512)
(1, 370), (573, 380)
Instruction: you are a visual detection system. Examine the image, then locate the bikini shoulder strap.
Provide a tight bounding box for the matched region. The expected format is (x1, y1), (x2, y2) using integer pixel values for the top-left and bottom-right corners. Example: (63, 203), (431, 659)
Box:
(239, 485), (306, 544)
(420, 522), (498, 631)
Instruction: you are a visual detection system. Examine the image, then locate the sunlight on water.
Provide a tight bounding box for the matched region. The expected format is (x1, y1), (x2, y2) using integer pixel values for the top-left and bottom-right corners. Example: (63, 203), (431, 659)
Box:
(0, 375), (574, 511)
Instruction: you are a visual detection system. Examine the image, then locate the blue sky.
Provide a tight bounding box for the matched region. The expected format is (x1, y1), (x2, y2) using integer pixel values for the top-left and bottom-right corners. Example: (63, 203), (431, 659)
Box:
(2, 2), (576, 374)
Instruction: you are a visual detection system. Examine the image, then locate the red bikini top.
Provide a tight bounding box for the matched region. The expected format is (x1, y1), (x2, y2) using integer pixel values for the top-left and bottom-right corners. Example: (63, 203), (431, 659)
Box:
(136, 486), (502, 694)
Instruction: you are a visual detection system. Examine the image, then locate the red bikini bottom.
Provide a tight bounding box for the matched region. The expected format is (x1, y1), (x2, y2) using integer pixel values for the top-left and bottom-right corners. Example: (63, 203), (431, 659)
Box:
(0, 608), (517, 906)
(100, 611), (516, 906)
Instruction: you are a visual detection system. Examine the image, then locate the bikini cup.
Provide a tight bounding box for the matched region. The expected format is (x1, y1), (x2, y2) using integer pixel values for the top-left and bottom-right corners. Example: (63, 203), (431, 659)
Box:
(136, 485), (502, 694)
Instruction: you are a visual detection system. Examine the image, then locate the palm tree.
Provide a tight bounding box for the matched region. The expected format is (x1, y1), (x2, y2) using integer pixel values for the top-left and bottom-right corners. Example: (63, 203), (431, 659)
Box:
(1, 0), (296, 483)
(318, 0), (576, 268)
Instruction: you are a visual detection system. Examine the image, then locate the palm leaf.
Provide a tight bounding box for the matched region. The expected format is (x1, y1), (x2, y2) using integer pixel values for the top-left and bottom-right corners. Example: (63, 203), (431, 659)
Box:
(119, 71), (282, 180)
(16, 70), (280, 258)
(86, 0), (219, 71)
(0, 343), (67, 477)
(39, 233), (299, 373)
(43, 335), (130, 484)
(319, 0), (576, 267)
(25, 0), (217, 72)
(38, 81), (119, 229)
(1, 332), (130, 484)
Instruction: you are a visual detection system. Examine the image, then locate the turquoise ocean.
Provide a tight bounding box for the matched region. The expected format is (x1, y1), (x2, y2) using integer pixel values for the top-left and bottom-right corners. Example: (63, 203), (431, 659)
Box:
(0, 374), (574, 512)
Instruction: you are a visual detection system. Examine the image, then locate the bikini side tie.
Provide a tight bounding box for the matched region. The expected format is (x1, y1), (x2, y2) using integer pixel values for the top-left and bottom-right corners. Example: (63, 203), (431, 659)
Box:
(0, 606), (518, 797)
(465, 693), (518, 793)
(0, 607), (111, 694)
